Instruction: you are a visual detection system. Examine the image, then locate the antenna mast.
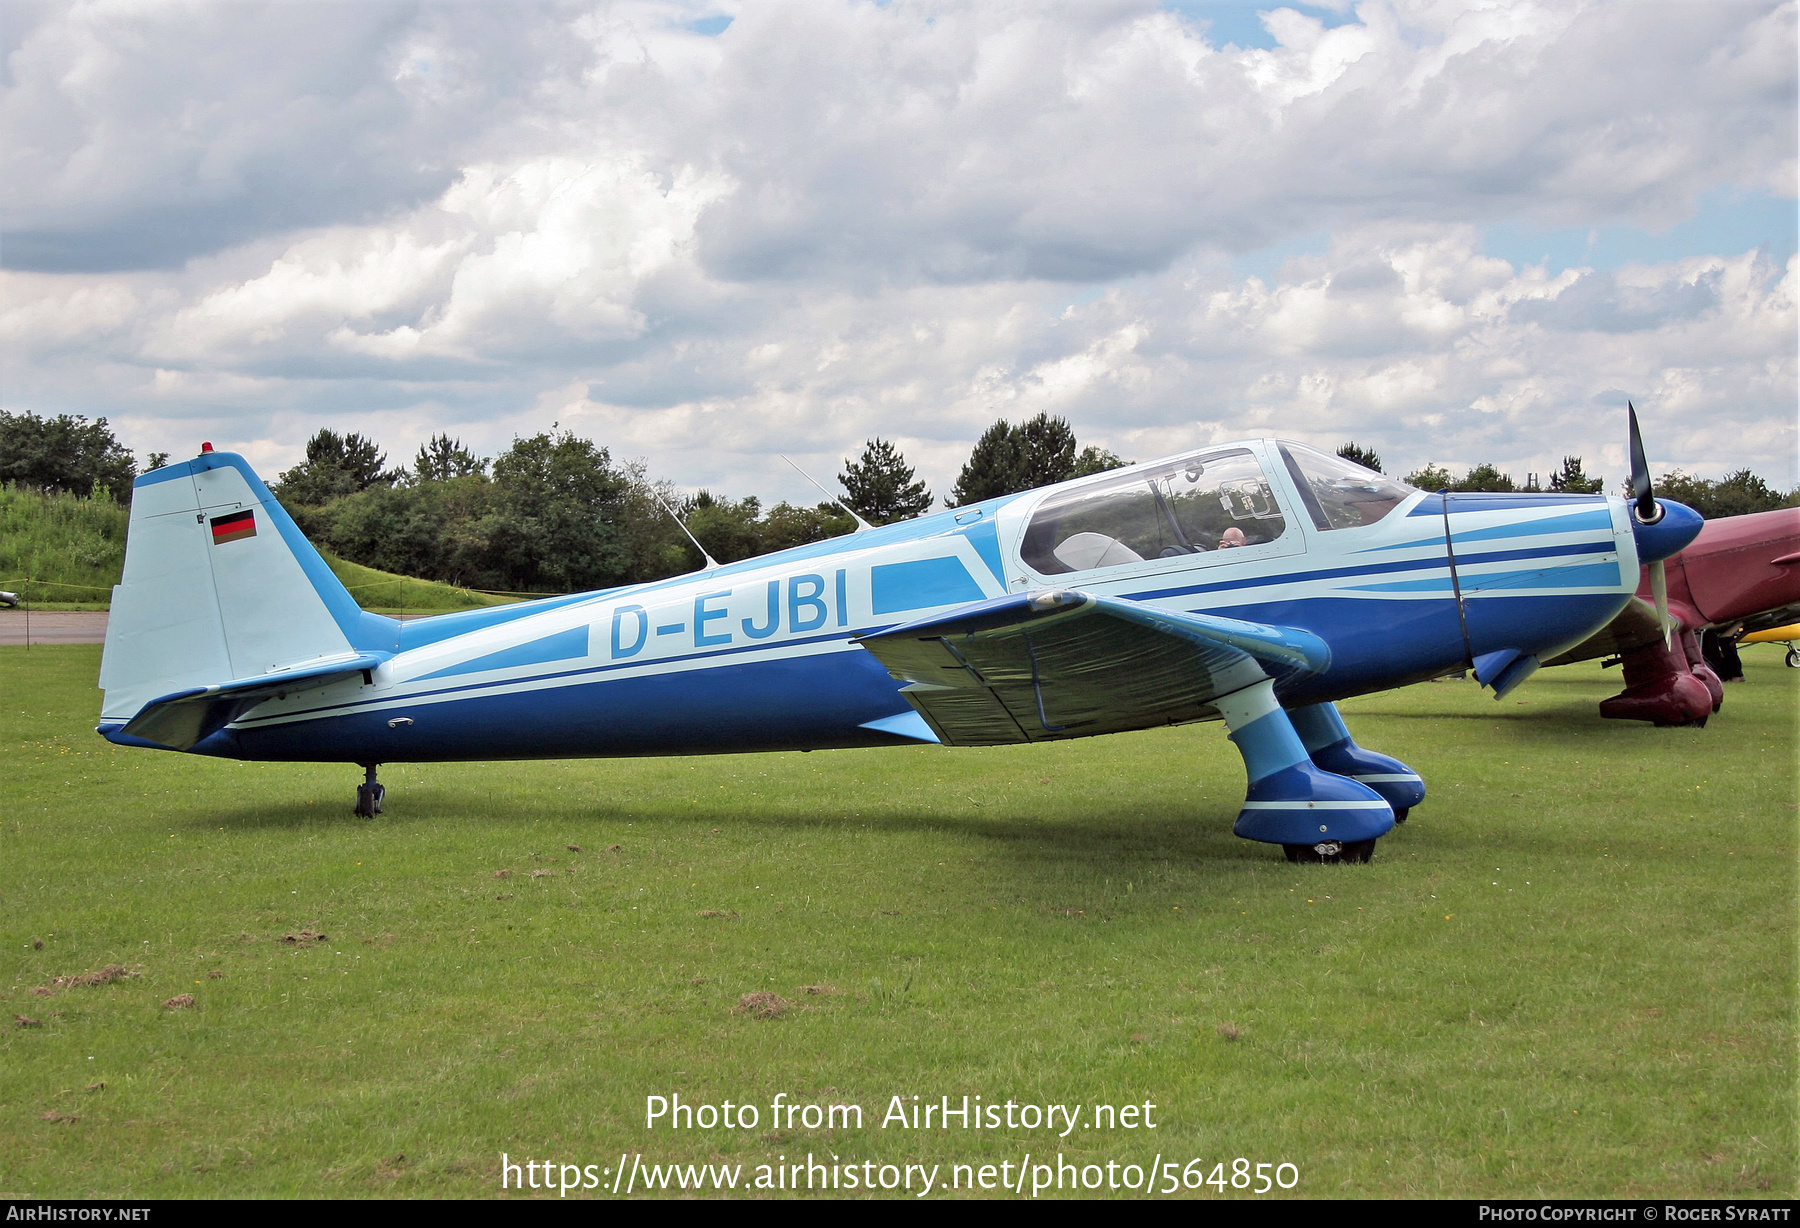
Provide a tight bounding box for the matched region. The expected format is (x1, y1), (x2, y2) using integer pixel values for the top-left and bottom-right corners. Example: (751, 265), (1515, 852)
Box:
(649, 486), (721, 571)
(780, 455), (875, 532)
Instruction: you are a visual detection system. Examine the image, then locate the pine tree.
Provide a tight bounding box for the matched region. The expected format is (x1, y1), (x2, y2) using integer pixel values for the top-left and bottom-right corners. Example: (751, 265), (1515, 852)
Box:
(950, 420), (1025, 506)
(1336, 442), (1383, 473)
(1013, 413), (1078, 490)
(413, 433), (487, 482)
(276, 430), (397, 504)
(1547, 455), (1603, 493)
(949, 413), (1109, 506)
(839, 439), (934, 524)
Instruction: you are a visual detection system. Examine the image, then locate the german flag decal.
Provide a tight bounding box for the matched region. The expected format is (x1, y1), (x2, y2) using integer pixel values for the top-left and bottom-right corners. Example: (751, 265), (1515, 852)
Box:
(210, 510), (256, 545)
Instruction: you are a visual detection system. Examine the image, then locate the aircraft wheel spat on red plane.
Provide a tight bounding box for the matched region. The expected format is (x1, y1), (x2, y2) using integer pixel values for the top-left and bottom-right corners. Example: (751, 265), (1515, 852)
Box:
(97, 411), (1700, 864)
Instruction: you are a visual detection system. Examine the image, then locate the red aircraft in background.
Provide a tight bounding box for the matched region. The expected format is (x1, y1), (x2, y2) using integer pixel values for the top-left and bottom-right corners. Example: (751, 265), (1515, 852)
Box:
(1544, 506), (1800, 724)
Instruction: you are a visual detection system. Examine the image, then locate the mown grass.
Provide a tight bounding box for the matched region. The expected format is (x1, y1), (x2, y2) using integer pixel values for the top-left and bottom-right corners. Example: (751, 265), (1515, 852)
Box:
(0, 485), (512, 613)
(1, 647), (1794, 1199)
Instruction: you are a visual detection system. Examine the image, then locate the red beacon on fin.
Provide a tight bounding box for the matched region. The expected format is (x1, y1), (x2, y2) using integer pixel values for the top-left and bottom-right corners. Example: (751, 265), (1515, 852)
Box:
(200, 442), (214, 453)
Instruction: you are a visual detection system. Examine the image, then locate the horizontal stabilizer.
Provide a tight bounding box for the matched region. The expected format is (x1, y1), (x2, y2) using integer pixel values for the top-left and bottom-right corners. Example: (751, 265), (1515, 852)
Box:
(855, 590), (1328, 747)
(116, 653), (385, 751)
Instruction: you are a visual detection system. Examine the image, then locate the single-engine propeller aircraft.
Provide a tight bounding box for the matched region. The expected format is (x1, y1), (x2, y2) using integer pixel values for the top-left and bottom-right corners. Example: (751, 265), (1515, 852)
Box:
(97, 409), (1701, 863)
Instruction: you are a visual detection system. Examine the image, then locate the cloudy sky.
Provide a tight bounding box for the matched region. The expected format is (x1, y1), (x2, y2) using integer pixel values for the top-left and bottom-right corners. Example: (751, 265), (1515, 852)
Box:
(3, 0), (1795, 505)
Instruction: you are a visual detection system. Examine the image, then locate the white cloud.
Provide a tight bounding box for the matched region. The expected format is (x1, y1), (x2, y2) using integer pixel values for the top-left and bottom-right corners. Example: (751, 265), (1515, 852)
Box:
(2, 0), (1793, 497)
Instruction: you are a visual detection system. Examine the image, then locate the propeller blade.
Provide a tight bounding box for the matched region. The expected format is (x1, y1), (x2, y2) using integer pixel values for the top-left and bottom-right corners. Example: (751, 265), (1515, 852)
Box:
(1627, 401), (1659, 523)
(1649, 558), (1672, 649)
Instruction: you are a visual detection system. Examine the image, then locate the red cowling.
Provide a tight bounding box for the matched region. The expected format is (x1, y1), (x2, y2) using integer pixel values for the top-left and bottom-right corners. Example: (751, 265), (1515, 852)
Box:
(1633, 507), (1800, 627)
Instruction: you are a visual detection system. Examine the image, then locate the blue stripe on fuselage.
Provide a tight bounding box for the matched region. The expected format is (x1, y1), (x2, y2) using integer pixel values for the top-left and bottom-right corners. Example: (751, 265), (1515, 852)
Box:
(1345, 559), (1623, 593)
(1406, 493), (1602, 516)
(1125, 538), (1615, 602)
(1370, 506), (1614, 552)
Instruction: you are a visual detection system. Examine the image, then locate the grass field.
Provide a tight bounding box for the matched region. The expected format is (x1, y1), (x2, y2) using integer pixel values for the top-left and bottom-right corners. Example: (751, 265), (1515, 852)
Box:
(2, 645), (1794, 1199)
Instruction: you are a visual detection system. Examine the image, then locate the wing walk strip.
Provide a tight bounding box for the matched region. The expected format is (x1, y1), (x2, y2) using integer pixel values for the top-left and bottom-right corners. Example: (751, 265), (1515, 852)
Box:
(218, 540), (1612, 732)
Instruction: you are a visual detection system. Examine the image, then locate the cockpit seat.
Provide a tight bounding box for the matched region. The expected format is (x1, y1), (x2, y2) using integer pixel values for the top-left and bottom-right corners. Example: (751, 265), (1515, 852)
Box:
(1053, 532), (1145, 571)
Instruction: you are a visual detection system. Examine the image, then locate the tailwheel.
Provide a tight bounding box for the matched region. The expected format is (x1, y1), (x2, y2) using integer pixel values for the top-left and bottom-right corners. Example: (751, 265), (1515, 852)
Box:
(1282, 838), (1376, 865)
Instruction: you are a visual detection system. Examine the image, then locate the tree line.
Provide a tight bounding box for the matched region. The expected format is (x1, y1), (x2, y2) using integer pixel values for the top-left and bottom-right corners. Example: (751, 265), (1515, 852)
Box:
(3, 409), (1792, 595)
(271, 412), (1126, 593)
(1338, 441), (1794, 518)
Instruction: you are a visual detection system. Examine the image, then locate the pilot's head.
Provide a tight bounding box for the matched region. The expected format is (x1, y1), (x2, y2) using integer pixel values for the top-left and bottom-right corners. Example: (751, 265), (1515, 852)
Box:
(1219, 527), (1247, 549)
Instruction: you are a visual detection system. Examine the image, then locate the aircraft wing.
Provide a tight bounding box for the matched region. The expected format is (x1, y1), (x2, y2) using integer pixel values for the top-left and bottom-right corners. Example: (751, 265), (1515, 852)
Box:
(855, 590), (1329, 747)
(118, 653), (386, 751)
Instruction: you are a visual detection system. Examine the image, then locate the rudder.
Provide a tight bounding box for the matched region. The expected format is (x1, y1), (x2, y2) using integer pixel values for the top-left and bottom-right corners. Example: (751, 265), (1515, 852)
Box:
(99, 451), (396, 730)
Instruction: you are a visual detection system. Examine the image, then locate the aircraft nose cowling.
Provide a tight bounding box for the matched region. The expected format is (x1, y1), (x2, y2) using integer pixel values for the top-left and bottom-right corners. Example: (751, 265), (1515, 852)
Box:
(1632, 499), (1703, 564)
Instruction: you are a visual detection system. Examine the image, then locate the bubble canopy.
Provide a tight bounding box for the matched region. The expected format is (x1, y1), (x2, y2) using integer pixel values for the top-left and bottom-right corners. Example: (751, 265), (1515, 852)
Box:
(1275, 441), (1415, 531)
(1021, 446), (1291, 576)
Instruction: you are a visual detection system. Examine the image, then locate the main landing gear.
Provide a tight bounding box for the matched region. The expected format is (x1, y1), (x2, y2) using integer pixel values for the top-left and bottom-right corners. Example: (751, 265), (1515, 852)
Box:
(1216, 684), (1424, 865)
(354, 763), (385, 819)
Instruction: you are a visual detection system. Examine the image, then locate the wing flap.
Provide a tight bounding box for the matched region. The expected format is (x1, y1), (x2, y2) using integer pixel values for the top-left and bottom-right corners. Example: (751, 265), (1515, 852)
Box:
(857, 590), (1328, 746)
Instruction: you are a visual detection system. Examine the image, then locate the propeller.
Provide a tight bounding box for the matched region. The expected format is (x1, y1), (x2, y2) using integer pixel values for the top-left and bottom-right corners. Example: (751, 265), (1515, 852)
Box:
(1628, 402), (1673, 648)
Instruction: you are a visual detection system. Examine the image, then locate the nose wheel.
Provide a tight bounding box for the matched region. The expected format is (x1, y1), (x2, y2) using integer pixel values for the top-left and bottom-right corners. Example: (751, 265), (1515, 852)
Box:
(354, 764), (385, 818)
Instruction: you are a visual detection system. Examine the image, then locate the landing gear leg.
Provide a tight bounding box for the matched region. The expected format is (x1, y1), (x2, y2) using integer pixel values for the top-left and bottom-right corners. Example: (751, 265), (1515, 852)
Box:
(1218, 680), (1394, 863)
(354, 763), (385, 819)
(1290, 702), (1426, 822)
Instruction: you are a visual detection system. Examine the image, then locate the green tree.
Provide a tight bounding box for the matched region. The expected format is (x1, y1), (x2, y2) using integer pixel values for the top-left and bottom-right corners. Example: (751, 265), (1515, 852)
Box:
(1403, 462), (1455, 490)
(413, 434), (487, 482)
(1014, 413), (1078, 490)
(1548, 455), (1603, 493)
(276, 430), (397, 505)
(1654, 468), (1798, 519)
(759, 501), (856, 553)
(950, 420), (1023, 506)
(950, 413), (1108, 506)
(1074, 444), (1127, 477)
(0, 411), (138, 503)
(482, 429), (635, 593)
(839, 438), (933, 524)
(684, 491), (766, 566)
(1337, 442), (1383, 473)
(1450, 463), (1516, 493)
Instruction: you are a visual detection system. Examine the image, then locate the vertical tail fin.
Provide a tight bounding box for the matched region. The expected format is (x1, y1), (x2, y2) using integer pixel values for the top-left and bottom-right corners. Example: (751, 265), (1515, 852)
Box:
(99, 452), (396, 726)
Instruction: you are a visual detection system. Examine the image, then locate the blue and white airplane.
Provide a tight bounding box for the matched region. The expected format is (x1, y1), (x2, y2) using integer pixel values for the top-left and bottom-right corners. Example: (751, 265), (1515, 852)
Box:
(96, 415), (1700, 863)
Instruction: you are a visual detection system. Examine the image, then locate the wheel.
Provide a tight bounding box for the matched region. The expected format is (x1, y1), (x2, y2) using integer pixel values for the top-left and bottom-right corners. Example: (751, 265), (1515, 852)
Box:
(354, 783), (385, 818)
(1392, 807), (1410, 824)
(1282, 838), (1376, 865)
(1786, 645), (1800, 668)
